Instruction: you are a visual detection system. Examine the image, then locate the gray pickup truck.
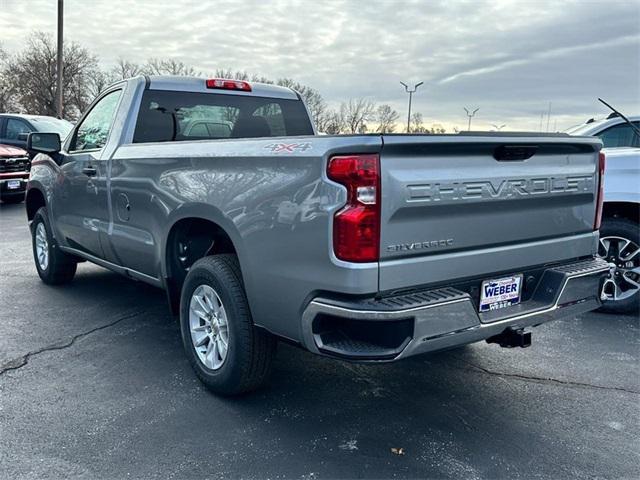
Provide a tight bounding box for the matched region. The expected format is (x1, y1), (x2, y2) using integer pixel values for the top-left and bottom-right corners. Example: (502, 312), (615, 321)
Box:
(25, 76), (609, 394)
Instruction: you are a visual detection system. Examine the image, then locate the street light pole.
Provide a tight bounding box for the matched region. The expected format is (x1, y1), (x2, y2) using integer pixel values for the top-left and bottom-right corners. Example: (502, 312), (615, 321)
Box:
(464, 107), (479, 131)
(56, 0), (64, 119)
(400, 81), (423, 133)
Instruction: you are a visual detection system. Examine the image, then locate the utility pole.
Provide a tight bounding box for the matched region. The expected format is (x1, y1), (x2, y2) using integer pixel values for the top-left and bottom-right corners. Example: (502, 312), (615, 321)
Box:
(56, 0), (64, 119)
(546, 102), (552, 132)
(464, 107), (479, 131)
(400, 81), (423, 133)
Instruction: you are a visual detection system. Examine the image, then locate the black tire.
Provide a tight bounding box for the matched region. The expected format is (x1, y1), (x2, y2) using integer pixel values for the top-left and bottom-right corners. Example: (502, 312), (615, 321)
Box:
(31, 207), (77, 285)
(598, 217), (640, 314)
(179, 254), (276, 395)
(1, 194), (25, 204)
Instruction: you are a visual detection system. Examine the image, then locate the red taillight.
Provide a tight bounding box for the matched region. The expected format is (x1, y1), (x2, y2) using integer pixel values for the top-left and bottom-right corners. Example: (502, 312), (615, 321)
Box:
(327, 154), (380, 262)
(594, 151), (606, 230)
(205, 78), (252, 92)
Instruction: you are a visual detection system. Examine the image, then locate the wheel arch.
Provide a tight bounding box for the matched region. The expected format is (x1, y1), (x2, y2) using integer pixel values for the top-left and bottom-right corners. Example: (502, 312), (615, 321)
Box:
(25, 187), (46, 222)
(162, 205), (246, 315)
(603, 201), (640, 224)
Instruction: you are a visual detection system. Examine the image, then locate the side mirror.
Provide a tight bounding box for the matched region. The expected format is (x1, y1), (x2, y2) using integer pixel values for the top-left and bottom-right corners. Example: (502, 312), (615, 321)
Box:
(17, 132), (29, 141)
(27, 132), (61, 154)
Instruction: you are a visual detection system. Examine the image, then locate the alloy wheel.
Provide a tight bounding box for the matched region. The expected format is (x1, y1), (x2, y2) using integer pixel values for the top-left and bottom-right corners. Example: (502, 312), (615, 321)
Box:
(189, 284), (229, 370)
(35, 222), (49, 271)
(597, 236), (640, 302)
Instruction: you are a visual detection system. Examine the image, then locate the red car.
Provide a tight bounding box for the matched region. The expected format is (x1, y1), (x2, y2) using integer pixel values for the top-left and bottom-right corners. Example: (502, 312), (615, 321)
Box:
(0, 143), (30, 203)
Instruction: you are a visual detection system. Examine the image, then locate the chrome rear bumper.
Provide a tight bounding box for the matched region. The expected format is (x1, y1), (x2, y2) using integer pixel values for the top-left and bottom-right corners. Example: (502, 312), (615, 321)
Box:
(301, 257), (609, 361)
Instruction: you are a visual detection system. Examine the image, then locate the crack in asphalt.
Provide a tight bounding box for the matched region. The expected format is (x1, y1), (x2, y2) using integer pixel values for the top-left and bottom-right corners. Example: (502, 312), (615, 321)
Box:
(0, 309), (144, 377)
(461, 360), (640, 395)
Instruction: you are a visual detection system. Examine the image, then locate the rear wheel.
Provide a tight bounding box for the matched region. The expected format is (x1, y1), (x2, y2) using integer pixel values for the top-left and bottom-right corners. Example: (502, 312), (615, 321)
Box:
(179, 254), (276, 395)
(31, 207), (77, 284)
(597, 217), (640, 314)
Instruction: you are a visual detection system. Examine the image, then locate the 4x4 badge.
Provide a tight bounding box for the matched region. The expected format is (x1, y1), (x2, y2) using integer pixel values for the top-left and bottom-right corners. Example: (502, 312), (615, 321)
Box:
(264, 142), (312, 153)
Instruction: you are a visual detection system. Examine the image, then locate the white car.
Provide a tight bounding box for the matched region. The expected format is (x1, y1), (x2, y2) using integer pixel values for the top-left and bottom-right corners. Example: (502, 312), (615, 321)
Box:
(569, 115), (640, 313)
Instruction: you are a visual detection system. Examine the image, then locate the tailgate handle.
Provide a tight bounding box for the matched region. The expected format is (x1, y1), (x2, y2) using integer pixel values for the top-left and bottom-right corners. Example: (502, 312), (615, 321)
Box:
(493, 145), (537, 161)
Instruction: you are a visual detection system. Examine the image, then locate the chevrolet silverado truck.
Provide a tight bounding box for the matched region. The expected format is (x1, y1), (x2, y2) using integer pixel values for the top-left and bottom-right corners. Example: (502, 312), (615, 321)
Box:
(25, 76), (609, 395)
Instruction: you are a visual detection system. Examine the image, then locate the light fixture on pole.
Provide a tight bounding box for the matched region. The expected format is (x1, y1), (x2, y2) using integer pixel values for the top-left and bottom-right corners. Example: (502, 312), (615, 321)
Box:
(464, 107), (479, 131)
(491, 124), (506, 131)
(400, 81), (423, 133)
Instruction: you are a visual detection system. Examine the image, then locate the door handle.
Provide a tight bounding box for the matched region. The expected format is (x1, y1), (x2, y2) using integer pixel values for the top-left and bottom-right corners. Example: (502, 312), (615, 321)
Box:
(82, 166), (97, 176)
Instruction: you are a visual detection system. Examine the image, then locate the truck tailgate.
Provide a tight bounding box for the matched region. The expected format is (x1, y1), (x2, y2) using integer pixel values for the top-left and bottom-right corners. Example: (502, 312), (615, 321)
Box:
(379, 134), (602, 291)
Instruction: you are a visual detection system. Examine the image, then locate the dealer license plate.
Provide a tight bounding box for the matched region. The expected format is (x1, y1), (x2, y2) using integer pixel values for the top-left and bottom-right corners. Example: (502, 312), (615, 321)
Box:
(7, 180), (21, 190)
(479, 274), (523, 312)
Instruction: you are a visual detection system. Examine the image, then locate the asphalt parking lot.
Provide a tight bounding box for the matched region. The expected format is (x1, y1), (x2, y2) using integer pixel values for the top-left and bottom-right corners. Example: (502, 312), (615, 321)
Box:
(0, 202), (638, 479)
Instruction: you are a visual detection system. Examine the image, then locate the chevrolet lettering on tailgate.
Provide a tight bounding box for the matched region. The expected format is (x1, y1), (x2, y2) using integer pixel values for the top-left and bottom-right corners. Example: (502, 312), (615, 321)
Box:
(407, 175), (594, 203)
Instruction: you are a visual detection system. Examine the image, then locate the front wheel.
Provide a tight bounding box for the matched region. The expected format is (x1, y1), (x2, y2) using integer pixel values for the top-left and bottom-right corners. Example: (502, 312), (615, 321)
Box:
(597, 217), (640, 314)
(179, 254), (276, 395)
(31, 207), (77, 285)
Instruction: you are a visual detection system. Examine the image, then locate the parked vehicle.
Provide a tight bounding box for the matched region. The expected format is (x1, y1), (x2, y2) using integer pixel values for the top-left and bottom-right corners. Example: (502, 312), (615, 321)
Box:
(569, 114), (639, 313)
(0, 114), (73, 150)
(25, 76), (609, 394)
(567, 113), (640, 149)
(0, 144), (30, 204)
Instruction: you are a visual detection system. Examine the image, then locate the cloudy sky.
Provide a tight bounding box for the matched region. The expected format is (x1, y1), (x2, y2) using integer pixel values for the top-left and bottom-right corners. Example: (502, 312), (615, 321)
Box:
(1, 0), (639, 131)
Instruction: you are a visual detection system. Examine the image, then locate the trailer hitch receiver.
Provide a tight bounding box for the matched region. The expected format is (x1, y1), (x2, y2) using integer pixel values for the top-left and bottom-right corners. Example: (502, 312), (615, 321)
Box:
(486, 327), (531, 348)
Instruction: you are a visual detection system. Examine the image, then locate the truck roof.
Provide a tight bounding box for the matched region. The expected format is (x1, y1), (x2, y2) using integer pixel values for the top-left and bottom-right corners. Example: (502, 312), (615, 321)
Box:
(144, 75), (300, 100)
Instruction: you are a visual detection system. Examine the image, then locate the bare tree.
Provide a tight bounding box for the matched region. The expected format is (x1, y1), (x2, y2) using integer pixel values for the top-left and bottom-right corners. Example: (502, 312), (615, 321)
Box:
(212, 69), (269, 83)
(410, 112), (427, 133)
(340, 98), (376, 134)
(0, 71), (18, 112)
(86, 69), (113, 98)
(112, 58), (145, 80)
(146, 58), (199, 76)
(3, 32), (99, 119)
(214, 69), (249, 80)
(375, 104), (399, 133)
(0, 44), (19, 112)
(322, 110), (344, 134)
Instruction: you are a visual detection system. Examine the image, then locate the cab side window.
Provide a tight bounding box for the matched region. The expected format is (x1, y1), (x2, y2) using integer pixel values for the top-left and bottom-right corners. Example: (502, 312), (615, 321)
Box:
(71, 89), (122, 152)
(6, 119), (32, 139)
(598, 123), (640, 148)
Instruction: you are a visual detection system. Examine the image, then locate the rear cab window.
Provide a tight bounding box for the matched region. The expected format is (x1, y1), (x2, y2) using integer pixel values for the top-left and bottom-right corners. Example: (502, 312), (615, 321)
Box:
(132, 90), (313, 143)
